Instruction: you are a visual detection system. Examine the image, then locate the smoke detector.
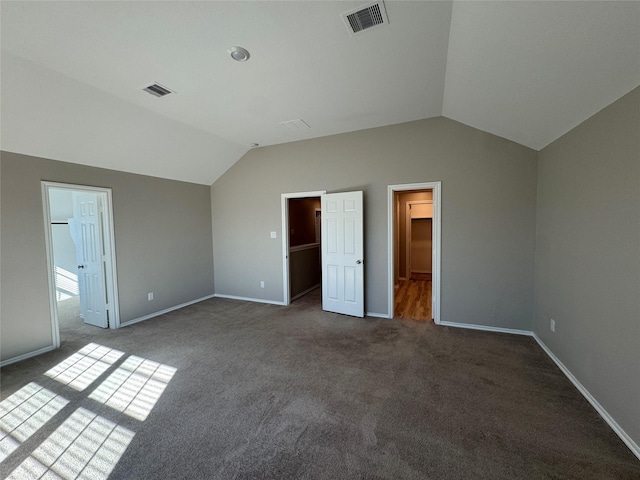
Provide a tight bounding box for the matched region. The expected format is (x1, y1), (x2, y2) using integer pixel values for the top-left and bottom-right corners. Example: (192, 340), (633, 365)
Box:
(229, 46), (250, 62)
(341, 2), (389, 36)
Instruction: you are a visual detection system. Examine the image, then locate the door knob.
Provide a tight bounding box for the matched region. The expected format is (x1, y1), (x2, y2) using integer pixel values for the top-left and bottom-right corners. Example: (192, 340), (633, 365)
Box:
(78, 265), (85, 269)
(356, 260), (363, 264)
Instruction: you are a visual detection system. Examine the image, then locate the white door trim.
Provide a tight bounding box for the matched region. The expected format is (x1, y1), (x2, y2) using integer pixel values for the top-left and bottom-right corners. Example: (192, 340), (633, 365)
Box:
(388, 182), (441, 323)
(281, 190), (326, 305)
(42, 182), (121, 348)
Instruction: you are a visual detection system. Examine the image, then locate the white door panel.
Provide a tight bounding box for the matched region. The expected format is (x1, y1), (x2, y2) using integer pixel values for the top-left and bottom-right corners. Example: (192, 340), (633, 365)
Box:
(74, 192), (108, 328)
(321, 191), (364, 317)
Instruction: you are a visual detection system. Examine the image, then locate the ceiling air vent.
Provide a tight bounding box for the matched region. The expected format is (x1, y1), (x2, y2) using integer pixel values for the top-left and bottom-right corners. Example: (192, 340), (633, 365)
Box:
(280, 119), (311, 132)
(342, 2), (389, 36)
(142, 82), (174, 98)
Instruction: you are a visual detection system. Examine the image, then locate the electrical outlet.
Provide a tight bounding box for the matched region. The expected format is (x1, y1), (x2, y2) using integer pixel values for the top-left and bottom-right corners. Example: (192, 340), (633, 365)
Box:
(550, 318), (555, 332)
(260, 281), (265, 288)
(148, 292), (154, 301)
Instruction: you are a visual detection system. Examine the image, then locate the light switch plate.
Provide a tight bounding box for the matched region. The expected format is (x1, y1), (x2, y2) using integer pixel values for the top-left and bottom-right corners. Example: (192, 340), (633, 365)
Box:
(270, 231), (277, 238)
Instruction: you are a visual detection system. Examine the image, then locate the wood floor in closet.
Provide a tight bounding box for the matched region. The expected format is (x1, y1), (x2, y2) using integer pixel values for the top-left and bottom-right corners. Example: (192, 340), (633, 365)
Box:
(394, 275), (432, 321)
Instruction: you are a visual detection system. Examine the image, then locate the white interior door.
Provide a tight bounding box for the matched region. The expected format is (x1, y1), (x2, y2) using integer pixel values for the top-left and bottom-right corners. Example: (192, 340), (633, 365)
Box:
(321, 191), (364, 317)
(73, 192), (108, 328)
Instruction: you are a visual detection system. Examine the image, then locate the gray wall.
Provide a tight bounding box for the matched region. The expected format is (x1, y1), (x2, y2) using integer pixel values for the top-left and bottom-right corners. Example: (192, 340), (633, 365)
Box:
(1, 152), (215, 362)
(534, 87), (640, 446)
(212, 117), (538, 326)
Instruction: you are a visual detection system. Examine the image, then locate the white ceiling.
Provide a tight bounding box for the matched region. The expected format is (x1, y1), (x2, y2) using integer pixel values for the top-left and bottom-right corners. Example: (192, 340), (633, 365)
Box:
(1, 1), (639, 184)
(443, 1), (640, 150)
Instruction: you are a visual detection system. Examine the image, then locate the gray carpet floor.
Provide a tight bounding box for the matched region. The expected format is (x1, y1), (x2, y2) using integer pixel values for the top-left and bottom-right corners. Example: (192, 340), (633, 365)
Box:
(1, 290), (638, 479)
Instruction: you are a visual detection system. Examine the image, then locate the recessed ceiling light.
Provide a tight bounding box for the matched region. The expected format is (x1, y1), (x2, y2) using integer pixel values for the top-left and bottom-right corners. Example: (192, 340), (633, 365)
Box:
(229, 46), (250, 62)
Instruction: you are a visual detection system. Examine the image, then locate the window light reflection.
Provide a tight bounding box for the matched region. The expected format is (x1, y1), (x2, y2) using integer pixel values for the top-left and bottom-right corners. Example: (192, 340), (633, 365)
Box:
(55, 266), (79, 301)
(45, 344), (124, 391)
(0, 434), (20, 463)
(3, 346), (175, 479)
(8, 407), (134, 480)
(89, 356), (176, 421)
(0, 382), (69, 461)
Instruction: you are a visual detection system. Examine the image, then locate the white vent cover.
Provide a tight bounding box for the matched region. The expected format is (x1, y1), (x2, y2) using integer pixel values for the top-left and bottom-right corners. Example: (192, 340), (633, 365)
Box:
(280, 119), (311, 132)
(142, 82), (174, 98)
(342, 2), (389, 36)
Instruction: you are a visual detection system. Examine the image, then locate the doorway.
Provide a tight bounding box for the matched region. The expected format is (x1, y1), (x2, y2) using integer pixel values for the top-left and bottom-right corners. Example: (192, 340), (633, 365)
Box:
(288, 196), (322, 302)
(281, 191), (325, 305)
(281, 190), (365, 318)
(388, 182), (441, 323)
(42, 182), (120, 348)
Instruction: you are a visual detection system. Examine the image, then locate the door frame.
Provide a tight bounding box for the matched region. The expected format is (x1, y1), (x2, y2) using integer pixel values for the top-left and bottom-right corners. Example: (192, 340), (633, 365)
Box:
(388, 182), (441, 323)
(281, 190), (326, 305)
(42, 181), (121, 347)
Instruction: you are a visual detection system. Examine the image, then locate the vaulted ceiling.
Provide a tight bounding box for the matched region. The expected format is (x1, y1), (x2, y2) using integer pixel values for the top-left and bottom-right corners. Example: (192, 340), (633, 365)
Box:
(2, 1), (639, 184)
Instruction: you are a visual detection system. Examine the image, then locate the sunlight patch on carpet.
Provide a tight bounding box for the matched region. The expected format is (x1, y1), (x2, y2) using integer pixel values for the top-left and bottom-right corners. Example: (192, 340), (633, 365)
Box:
(7, 407), (134, 480)
(3, 344), (175, 478)
(45, 344), (124, 391)
(0, 382), (69, 461)
(89, 356), (176, 421)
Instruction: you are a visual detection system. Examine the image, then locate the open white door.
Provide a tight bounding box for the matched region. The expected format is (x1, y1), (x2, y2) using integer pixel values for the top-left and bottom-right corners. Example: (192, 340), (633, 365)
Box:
(73, 192), (109, 328)
(321, 191), (364, 317)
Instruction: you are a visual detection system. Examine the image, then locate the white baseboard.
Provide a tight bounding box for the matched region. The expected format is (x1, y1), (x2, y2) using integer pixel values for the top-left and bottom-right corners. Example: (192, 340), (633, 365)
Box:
(1, 344), (57, 367)
(439, 321), (533, 337)
(215, 293), (385, 317)
(366, 312), (390, 319)
(532, 333), (640, 461)
(120, 294), (216, 327)
(5, 299), (637, 461)
(213, 293), (285, 306)
(437, 322), (639, 460)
